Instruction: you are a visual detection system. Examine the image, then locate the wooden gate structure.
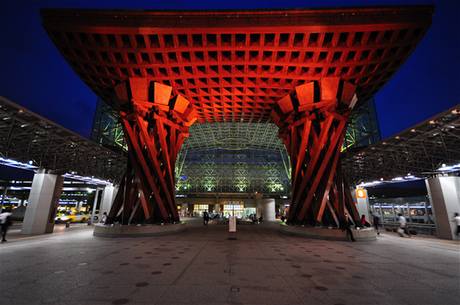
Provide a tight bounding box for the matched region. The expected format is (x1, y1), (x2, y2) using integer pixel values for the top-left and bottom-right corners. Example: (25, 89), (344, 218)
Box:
(42, 6), (432, 225)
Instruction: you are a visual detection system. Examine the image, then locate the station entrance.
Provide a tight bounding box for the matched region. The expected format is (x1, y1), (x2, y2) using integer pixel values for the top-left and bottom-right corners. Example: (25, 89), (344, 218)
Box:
(42, 6), (431, 228)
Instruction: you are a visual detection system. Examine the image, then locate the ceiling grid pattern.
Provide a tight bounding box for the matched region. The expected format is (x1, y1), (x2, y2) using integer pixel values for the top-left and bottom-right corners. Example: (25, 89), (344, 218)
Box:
(42, 7), (432, 123)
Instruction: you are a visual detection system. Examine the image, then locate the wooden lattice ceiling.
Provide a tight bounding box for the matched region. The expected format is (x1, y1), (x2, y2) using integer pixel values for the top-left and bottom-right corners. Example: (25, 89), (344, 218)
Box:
(42, 6), (432, 123)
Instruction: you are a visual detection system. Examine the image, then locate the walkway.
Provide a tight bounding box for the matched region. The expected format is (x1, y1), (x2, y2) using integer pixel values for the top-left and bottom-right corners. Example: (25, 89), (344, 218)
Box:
(0, 222), (459, 305)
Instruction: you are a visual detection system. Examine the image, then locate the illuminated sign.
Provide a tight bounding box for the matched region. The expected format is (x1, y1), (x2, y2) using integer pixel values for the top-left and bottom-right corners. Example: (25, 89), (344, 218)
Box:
(356, 188), (367, 199)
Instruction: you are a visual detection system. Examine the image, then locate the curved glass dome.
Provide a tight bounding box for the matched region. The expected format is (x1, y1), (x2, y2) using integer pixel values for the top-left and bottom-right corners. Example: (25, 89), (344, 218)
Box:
(184, 122), (283, 151)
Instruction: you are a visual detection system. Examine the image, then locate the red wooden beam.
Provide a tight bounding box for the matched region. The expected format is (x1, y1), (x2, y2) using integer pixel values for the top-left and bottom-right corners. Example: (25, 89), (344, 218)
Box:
(274, 78), (359, 226)
(43, 7), (432, 123)
(109, 79), (196, 224)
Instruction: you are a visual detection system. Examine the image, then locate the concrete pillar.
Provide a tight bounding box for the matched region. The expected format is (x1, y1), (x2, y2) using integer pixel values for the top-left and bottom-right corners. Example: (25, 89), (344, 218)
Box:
(255, 192), (263, 218)
(181, 203), (188, 217)
(22, 171), (63, 234)
(98, 183), (117, 220)
(214, 204), (221, 213)
(262, 198), (276, 221)
(425, 177), (460, 240)
(355, 188), (371, 222)
(0, 185), (8, 210)
(90, 188), (102, 224)
(76, 201), (83, 212)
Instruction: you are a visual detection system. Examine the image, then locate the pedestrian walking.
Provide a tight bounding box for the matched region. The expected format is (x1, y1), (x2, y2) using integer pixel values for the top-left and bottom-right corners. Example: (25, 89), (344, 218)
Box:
(453, 212), (460, 237)
(397, 213), (410, 237)
(203, 211), (210, 225)
(342, 214), (356, 242)
(0, 208), (13, 243)
(372, 212), (381, 235)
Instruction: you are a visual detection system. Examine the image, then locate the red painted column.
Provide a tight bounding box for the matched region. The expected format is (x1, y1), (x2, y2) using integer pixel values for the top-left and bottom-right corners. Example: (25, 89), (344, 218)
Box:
(109, 79), (197, 224)
(272, 78), (360, 226)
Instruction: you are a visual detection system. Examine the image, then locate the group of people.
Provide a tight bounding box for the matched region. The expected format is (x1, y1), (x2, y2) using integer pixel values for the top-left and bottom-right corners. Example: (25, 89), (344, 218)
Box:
(2, 207), (460, 242)
(346, 211), (460, 240)
(249, 214), (263, 224)
(343, 212), (407, 241)
(202, 212), (266, 225)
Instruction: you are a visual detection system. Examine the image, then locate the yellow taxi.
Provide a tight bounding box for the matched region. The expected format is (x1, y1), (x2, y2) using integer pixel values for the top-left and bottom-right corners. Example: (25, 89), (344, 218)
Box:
(55, 210), (90, 223)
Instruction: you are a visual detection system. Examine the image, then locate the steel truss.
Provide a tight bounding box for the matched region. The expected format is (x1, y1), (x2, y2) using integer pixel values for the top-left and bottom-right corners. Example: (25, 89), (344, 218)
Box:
(177, 148), (289, 195)
(343, 99), (380, 150)
(3, 93), (457, 225)
(90, 104), (381, 196)
(91, 99), (127, 150)
(185, 122), (283, 151)
(0, 96), (125, 181)
(342, 105), (460, 184)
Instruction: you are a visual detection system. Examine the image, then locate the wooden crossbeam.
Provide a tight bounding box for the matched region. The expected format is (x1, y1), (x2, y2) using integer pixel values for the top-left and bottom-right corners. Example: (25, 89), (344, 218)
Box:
(274, 78), (360, 226)
(108, 79), (197, 223)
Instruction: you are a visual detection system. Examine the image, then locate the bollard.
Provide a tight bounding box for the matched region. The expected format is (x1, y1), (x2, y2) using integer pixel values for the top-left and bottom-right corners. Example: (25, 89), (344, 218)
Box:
(228, 215), (237, 240)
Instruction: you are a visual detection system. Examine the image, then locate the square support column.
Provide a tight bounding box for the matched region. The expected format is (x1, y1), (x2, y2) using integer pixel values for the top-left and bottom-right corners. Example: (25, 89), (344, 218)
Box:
(354, 188), (371, 222)
(425, 177), (460, 240)
(90, 188), (103, 224)
(255, 192), (263, 218)
(22, 170), (63, 235)
(98, 183), (117, 221)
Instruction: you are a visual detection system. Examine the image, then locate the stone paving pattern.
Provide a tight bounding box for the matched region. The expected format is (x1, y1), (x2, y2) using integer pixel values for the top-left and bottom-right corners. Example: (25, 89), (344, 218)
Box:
(0, 222), (459, 305)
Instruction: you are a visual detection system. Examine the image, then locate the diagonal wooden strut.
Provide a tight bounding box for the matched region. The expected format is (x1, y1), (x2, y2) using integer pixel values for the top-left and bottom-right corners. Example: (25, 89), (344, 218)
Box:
(272, 78), (360, 226)
(108, 79), (197, 224)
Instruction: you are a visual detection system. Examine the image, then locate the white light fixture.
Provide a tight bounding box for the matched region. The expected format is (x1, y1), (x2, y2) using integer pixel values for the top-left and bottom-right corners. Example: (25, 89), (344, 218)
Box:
(0, 157), (38, 171)
(438, 163), (460, 172)
(63, 173), (112, 186)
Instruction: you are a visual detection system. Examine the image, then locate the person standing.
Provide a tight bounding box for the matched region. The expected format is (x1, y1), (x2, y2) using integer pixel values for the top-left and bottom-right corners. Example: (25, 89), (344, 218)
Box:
(372, 212), (381, 235)
(0, 208), (13, 243)
(203, 211), (210, 226)
(342, 214), (356, 242)
(100, 212), (108, 225)
(397, 213), (410, 237)
(453, 212), (460, 237)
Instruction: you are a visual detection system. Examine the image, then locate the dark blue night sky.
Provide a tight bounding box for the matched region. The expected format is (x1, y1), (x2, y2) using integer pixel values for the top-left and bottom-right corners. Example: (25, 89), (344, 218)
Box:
(0, 0), (458, 139)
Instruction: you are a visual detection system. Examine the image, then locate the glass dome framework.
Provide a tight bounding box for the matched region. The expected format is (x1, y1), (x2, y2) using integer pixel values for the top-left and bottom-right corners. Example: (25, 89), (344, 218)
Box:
(91, 100), (380, 196)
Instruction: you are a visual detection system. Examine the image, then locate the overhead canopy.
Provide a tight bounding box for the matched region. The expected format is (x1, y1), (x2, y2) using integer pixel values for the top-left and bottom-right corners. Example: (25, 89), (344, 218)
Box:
(42, 6), (432, 123)
(0, 97), (125, 183)
(342, 105), (460, 184)
(1, 96), (458, 190)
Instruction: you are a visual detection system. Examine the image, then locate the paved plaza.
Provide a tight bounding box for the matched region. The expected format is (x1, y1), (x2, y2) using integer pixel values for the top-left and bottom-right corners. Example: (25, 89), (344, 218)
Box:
(0, 222), (459, 305)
